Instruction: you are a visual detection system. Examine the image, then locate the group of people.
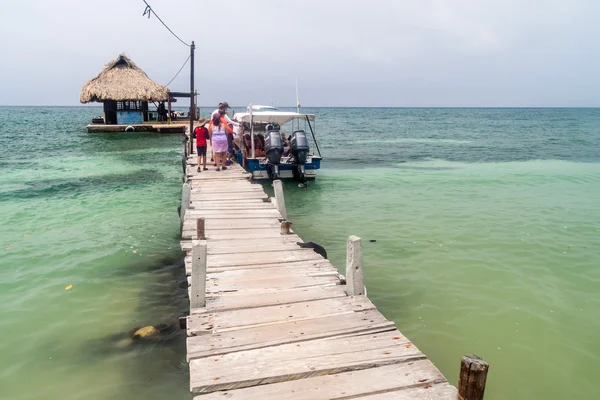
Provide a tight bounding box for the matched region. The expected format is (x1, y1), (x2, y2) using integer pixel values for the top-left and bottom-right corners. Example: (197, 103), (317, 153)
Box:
(242, 131), (292, 158)
(193, 102), (241, 172)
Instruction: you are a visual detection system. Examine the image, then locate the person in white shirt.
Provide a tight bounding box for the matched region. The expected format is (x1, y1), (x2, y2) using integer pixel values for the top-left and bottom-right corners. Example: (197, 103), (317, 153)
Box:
(210, 102), (241, 164)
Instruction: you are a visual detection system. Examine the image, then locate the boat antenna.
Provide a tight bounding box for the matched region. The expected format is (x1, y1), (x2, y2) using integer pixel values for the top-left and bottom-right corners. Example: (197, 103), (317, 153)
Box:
(296, 77), (300, 114)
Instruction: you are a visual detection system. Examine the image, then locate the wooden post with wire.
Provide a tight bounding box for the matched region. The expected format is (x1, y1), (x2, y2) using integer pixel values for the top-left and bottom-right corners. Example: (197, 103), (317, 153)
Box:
(190, 240), (207, 309)
(457, 355), (489, 400)
(273, 180), (287, 220)
(188, 40), (195, 156)
(345, 235), (364, 296)
(196, 217), (205, 240)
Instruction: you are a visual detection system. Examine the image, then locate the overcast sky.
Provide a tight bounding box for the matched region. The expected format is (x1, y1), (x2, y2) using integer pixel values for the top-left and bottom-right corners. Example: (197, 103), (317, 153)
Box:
(1, 0), (599, 107)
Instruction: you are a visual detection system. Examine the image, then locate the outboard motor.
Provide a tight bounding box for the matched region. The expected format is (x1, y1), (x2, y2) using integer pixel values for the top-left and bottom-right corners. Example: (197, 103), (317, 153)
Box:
(264, 130), (283, 179)
(291, 130), (310, 183)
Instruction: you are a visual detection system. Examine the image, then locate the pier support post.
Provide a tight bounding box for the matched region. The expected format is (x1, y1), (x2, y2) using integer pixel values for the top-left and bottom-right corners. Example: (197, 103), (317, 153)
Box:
(345, 235), (364, 296)
(190, 241), (207, 309)
(457, 355), (489, 400)
(196, 217), (205, 240)
(273, 180), (287, 220)
(180, 182), (191, 228)
(280, 220), (292, 235)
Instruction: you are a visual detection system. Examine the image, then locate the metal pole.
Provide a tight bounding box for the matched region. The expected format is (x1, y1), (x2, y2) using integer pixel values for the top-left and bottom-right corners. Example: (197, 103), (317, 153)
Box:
(189, 40), (195, 156)
(305, 115), (321, 157)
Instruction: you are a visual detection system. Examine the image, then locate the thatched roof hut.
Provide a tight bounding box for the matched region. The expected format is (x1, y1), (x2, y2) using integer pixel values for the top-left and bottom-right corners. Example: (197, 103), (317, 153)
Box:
(80, 54), (168, 103)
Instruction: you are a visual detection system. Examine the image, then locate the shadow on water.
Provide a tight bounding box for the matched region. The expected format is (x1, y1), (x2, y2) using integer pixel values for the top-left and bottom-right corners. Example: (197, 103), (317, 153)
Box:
(78, 252), (192, 399)
(0, 169), (165, 201)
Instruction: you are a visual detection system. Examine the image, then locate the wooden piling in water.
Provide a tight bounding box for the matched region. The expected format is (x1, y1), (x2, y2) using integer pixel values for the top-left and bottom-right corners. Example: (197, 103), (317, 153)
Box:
(457, 355), (489, 400)
(190, 241), (206, 309)
(273, 179), (287, 220)
(346, 235), (364, 296)
(196, 217), (205, 240)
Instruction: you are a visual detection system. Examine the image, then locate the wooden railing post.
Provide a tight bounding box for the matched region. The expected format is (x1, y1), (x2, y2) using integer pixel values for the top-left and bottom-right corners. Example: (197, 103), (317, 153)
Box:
(190, 241), (207, 309)
(457, 355), (489, 400)
(273, 179), (287, 220)
(196, 217), (205, 240)
(180, 182), (191, 228)
(345, 235), (364, 296)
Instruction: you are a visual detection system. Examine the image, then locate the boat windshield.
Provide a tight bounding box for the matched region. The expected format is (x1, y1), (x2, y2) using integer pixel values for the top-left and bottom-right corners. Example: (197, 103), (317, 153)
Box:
(233, 112), (315, 126)
(248, 105), (279, 112)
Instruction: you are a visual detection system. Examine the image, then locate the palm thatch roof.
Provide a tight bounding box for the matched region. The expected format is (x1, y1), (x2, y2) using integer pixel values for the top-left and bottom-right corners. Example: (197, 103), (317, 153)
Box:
(80, 54), (168, 103)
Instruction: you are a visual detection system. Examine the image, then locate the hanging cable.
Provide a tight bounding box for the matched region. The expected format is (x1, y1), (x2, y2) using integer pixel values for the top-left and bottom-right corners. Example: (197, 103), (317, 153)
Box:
(165, 55), (191, 87)
(142, 0), (190, 47)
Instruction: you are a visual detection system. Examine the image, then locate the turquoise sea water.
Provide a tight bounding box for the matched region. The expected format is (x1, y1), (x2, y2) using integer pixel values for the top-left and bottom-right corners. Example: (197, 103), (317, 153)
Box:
(1, 106), (600, 399)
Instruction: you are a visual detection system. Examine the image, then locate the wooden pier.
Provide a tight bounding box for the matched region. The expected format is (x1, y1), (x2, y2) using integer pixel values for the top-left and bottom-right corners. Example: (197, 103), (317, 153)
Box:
(179, 142), (488, 399)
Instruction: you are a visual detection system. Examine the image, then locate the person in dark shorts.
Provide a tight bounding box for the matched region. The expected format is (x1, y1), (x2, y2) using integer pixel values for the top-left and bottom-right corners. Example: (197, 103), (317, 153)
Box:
(194, 120), (210, 172)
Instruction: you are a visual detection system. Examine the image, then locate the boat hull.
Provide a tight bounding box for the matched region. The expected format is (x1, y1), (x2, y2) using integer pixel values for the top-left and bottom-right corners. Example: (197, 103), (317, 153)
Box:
(238, 154), (321, 180)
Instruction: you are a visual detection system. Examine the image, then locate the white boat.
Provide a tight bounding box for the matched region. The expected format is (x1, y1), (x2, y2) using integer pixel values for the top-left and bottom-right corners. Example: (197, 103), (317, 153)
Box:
(233, 106), (322, 183)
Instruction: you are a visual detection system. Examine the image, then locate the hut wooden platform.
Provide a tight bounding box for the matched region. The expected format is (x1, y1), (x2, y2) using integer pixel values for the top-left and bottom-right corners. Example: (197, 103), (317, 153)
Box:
(86, 123), (186, 133)
(177, 140), (480, 399)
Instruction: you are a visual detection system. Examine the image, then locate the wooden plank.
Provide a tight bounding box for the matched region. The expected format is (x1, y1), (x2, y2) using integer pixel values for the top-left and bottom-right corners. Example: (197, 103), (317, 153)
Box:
(195, 361), (453, 400)
(200, 284), (348, 312)
(205, 274), (340, 293)
(183, 250), (324, 272)
(206, 249), (324, 268)
(192, 203), (275, 210)
(185, 256), (334, 275)
(206, 263), (338, 278)
(206, 242), (307, 255)
(190, 193), (270, 201)
(205, 259), (335, 273)
(204, 229), (298, 240)
(182, 225), (289, 239)
(183, 218), (282, 231)
(188, 296), (375, 335)
(181, 236), (301, 251)
(349, 384), (457, 399)
(191, 180), (255, 187)
(186, 209), (281, 218)
(187, 309), (395, 359)
(189, 330), (420, 393)
(193, 186), (265, 194)
(189, 174), (251, 181)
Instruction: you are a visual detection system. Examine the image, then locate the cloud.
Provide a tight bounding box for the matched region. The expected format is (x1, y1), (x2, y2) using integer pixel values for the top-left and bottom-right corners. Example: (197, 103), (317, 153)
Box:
(0, 0), (599, 106)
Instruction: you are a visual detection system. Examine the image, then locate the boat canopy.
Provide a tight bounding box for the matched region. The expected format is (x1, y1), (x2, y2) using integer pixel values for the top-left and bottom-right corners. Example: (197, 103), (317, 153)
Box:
(233, 111), (315, 125)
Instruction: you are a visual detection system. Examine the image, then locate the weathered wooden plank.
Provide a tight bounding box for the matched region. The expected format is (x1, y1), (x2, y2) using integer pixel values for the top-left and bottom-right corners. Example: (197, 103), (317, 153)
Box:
(184, 250), (324, 272)
(195, 361), (453, 400)
(189, 174), (252, 181)
(192, 203), (275, 210)
(187, 209), (282, 218)
(186, 258), (331, 274)
(189, 330), (420, 393)
(205, 259), (335, 273)
(181, 236), (301, 251)
(187, 309), (395, 359)
(188, 296), (375, 335)
(183, 228), (294, 241)
(193, 186), (265, 194)
(206, 262), (337, 278)
(191, 193), (270, 201)
(199, 284), (348, 312)
(190, 179), (254, 186)
(183, 218), (281, 231)
(348, 384), (457, 399)
(206, 249), (324, 268)
(205, 274), (340, 293)
(186, 257), (335, 276)
(206, 242), (308, 255)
